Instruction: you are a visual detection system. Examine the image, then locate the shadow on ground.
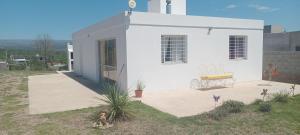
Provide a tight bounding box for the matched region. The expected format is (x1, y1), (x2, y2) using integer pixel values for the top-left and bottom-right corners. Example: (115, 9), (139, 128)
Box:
(62, 72), (105, 95)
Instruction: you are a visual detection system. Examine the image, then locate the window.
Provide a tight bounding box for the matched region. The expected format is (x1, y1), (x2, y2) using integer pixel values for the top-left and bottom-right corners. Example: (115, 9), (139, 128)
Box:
(70, 52), (73, 59)
(161, 35), (187, 64)
(104, 39), (116, 67)
(296, 46), (300, 51)
(229, 35), (248, 60)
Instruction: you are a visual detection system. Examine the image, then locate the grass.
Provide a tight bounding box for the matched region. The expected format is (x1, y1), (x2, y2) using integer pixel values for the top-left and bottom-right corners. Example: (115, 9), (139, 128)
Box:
(0, 71), (300, 134)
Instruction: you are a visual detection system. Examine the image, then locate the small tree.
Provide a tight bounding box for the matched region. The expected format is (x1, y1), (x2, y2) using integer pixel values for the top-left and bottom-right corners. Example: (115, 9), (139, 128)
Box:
(33, 34), (54, 69)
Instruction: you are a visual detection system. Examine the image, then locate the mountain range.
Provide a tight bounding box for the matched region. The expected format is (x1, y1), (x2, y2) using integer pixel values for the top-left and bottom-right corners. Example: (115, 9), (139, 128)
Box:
(0, 39), (71, 51)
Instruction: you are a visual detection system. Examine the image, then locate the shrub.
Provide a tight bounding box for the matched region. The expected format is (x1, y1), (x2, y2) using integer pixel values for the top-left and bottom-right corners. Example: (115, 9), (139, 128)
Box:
(102, 83), (131, 122)
(272, 92), (289, 103)
(9, 64), (26, 70)
(208, 100), (244, 120)
(208, 107), (229, 120)
(258, 102), (272, 112)
(252, 99), (263, 105)
(29, 61), (46, 71)
(222, 100), (245, 113)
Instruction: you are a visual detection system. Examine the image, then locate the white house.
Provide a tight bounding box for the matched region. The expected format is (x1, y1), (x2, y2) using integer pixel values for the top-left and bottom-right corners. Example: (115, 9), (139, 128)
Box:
(72, 0), (264, 91)
(67, 42), (74, 71)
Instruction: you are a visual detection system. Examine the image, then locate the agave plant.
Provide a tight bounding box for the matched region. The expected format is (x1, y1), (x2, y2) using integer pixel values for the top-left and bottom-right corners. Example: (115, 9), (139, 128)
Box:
(136, 80), (146, 90)
(102, 83), (131, 122)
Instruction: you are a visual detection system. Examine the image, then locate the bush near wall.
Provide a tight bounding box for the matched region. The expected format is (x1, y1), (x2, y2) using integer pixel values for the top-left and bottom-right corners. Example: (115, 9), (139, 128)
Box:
(9, 64), (26, 70)
(29, 61), (45, 71)
(272, 92), (290, 103)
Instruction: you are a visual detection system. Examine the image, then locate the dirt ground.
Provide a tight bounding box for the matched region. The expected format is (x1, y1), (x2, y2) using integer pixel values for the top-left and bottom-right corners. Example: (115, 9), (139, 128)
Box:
(0, 71), (100, 135)
(1, 71), (300, 135)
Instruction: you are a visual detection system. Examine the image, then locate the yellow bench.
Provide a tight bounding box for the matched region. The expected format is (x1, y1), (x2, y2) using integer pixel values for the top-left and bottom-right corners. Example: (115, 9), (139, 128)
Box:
(190, 72), (235, 89)
(201, 73), (233, 80)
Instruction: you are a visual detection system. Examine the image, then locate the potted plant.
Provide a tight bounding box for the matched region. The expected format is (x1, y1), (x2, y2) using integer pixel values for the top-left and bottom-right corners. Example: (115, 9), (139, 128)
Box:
(135, 81), (145, 98)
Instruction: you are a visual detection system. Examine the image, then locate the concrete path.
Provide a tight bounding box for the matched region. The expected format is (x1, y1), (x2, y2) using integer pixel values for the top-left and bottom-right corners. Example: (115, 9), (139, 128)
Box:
(141, 80), (300, 117)
(29, 72), (106, 114)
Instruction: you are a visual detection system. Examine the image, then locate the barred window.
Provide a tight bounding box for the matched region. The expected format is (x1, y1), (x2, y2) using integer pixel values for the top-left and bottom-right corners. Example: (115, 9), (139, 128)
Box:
(229, 35), (248, 60)
(161, 35), (187, 64)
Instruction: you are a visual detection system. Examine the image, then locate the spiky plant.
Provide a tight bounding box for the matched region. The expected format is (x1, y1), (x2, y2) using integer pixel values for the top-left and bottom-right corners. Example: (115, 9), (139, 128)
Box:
(136, 80), (145, 90)
(102, 83), (131, 122)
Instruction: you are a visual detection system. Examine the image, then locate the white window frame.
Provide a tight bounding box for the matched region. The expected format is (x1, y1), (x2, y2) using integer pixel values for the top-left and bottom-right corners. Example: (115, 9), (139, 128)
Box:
(229, 35), (248, 60)
(161, 35), (187, 64)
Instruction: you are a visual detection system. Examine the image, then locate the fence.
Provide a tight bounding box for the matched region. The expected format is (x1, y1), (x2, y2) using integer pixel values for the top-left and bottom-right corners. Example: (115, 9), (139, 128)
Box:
(263, 51), (300, 84)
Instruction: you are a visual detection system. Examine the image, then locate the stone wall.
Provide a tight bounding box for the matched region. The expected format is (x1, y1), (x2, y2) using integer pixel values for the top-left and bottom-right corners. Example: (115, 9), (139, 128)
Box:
(263, 31), (300, 52)
(264, 33), (290, 51)
(263, 51), (300, 83)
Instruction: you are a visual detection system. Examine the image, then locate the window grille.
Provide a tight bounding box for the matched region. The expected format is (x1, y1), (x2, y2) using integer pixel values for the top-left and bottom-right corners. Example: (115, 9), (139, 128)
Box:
(229, 35), (248, 60)
(161, 35), (187, 64)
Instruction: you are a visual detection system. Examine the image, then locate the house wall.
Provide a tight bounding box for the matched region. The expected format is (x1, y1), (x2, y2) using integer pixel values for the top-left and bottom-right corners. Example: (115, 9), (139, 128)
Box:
(67, 43), (73, 71)
(126, 12), (264, 91)
(290, 31), (300, 51)
(264, 33), (290, 52)
(263, 31), (300, 52)
(72, 13), (128, 90)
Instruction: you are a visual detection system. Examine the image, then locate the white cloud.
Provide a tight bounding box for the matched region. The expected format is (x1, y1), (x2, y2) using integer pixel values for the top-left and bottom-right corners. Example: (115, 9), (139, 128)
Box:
(226, 4), (238, 9)
(248, 4), (279, 12)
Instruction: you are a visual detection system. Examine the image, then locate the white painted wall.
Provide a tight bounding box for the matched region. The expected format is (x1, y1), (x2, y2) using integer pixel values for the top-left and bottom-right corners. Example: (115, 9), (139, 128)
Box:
(148, 0), (186, 15)
(72, 13), (128, 90)
(73, 11), (263, 92)
(126, 12), (263, 91)
(67, 43), (73, 71)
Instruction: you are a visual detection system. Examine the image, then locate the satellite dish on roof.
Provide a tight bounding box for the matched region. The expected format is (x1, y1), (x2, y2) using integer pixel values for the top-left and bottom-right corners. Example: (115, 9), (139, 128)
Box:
(128, 0), (136, 9)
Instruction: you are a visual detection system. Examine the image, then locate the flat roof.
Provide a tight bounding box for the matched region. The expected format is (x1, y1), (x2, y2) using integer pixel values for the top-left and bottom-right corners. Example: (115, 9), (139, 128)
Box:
(74, 11), (264, 37)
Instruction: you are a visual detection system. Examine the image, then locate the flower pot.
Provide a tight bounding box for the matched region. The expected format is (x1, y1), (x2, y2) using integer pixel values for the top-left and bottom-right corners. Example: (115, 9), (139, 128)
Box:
(135, 90), (143, 98)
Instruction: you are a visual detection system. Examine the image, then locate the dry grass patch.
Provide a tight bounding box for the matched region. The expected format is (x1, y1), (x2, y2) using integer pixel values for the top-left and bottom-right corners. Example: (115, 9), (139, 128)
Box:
(1, 71), (300, 135)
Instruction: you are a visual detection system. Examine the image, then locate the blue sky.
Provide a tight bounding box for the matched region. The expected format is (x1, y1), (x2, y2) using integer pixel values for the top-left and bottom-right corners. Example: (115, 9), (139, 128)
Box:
(0, 0), (299, 40)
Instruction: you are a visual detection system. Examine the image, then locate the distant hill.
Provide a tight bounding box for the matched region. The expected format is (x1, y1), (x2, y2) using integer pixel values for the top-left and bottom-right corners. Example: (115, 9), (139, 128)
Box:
(0, 39), (71, 51)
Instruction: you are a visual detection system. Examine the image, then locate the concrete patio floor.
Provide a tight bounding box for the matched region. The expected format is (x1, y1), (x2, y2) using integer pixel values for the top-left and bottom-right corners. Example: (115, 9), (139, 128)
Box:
(141, 80), (300, 117)
(29, 72), (106, 114)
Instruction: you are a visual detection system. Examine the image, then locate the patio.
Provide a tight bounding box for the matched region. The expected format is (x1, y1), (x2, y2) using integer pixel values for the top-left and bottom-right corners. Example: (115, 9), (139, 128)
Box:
(28, 72), (106, 114)
(140, 80), (300, 117)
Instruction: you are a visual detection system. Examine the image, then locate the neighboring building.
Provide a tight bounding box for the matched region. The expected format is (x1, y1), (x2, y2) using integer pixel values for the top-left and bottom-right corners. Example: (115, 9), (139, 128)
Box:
(67, 42), (74, 71)
(263, 26), (300, 83)
(264, 25), (285, 34)
(73, 0), (264, 91)
(10, 56), (28, 64)
(264, 30), (300, 52)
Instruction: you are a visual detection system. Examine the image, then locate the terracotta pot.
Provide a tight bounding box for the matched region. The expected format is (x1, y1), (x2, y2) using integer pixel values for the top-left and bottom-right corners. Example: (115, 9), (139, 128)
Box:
(135, 90), (143, 98)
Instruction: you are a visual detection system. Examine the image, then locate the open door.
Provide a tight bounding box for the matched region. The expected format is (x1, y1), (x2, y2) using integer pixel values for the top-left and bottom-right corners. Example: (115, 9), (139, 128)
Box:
(98, 39), (117, 82)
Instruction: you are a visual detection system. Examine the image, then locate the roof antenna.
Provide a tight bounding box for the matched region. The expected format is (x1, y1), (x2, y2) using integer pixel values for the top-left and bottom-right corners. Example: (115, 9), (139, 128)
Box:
(128, 0), (136, 15)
